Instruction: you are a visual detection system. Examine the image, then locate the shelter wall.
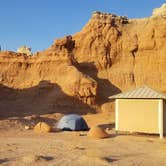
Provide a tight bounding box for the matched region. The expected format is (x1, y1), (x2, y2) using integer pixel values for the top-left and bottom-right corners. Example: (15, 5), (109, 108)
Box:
(117, 99), (159, 134)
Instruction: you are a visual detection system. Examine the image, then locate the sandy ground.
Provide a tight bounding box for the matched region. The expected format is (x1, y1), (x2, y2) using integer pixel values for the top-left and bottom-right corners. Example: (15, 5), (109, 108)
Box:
(0, 113), (166, 166)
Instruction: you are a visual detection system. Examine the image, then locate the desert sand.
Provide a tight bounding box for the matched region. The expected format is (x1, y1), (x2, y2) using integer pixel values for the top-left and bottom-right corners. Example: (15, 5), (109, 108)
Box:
(0, 113), (166, 166)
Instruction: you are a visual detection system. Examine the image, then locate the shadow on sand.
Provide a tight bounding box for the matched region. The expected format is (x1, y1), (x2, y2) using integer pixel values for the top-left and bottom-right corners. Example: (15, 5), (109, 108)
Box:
(0, 158), (9, 164)
(0, 81), (96, 119)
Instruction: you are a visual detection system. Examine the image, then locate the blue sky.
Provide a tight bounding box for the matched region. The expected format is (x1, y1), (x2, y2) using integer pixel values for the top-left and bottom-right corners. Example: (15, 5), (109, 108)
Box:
(0, 0), (165, 52)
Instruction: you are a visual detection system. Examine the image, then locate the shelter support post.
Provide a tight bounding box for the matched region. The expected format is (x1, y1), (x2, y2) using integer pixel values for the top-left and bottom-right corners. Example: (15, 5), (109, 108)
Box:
(159, 99), (163, 139)
(115, 99), (119, 132)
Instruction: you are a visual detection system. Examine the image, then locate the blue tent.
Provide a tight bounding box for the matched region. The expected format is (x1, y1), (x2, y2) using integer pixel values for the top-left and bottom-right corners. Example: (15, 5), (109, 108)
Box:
(57, 114), (89, 131)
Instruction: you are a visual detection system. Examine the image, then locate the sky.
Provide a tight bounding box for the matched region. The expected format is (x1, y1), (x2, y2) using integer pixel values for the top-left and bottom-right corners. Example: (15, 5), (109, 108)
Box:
(0, 0), (165, 52)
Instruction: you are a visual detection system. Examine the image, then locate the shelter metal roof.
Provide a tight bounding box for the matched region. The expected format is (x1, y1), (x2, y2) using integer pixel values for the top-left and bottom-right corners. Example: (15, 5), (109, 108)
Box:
(109, 86), (166, 99)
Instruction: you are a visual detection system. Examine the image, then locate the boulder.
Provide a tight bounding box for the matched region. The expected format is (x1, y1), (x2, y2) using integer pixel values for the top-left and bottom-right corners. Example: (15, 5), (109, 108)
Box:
(88, 126), (109, 139)
(34, 122), (52, 133)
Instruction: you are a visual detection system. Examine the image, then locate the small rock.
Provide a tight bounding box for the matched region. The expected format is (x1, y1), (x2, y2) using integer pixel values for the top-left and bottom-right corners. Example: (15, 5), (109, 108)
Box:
(106, 127), (110, 131)
(25, 125), (30, 130)
(79, 132), (87, 136)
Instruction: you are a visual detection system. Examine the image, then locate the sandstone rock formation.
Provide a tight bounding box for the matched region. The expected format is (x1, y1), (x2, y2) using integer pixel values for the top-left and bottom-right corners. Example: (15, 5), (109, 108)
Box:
(72, 5), (166, 94)
(152, 4), (166, 18)
(34, 122), (52, 133)
(17, 46), (32, 56)
(88, 126), (109, 139)
(0, 4), (166, 116)
(0, 37), (97, 118)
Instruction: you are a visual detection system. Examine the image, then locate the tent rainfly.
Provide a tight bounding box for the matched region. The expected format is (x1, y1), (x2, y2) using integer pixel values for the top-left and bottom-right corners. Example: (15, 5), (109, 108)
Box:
(109, 86), (166, 139)
(57, 114), (89, 131)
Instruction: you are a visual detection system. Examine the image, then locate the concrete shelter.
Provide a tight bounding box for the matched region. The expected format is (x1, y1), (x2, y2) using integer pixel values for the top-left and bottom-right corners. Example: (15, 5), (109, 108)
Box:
(109, 86), (166, 138)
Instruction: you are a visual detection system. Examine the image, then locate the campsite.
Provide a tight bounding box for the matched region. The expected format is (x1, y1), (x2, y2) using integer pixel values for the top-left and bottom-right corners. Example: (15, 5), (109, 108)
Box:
(1, 111), (166, 166)
(1, 1), (166, 166)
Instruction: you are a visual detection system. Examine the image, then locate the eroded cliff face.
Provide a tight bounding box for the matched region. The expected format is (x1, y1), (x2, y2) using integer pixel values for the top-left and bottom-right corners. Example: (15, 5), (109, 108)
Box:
(0, 36), (97, 105)
(0, 37), (97, 117)
(1, 4), (166, 116)
(72, 6), (166, 94)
